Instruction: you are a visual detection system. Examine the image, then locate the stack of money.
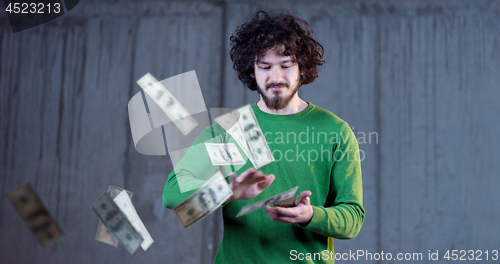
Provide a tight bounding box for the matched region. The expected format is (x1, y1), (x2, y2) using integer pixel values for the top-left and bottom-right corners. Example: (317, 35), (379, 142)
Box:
(236, 186), (299, 217)
(91, 187), (154, 254)
(91, 193), (144, 254)
(272, 195), (299, 208)
(174, 168), (233, 228)
(7, 182), (64, 246)
(95, 186), (133, 247)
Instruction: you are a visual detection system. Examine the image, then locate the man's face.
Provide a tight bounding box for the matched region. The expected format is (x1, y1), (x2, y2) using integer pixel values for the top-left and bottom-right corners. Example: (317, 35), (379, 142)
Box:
(253, 47), (301, 110)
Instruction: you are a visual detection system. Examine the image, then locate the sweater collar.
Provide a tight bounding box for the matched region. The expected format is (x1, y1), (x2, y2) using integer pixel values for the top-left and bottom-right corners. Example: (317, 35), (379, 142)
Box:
(251, 102), (314, 120)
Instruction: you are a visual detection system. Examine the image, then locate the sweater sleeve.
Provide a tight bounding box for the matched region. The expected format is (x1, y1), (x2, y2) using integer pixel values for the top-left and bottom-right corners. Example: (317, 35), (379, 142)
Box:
(300, 123), (365, 239)
(162, 124), (226, 209)
(162, 170), (197, 209)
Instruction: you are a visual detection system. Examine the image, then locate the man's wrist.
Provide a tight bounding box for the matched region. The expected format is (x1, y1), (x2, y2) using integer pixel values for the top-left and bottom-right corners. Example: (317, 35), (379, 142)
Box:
(298, 206), (314, 227)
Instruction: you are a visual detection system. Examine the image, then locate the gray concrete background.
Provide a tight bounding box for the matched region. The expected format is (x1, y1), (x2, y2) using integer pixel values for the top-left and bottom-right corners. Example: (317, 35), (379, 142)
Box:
(1, 0), (500, 263)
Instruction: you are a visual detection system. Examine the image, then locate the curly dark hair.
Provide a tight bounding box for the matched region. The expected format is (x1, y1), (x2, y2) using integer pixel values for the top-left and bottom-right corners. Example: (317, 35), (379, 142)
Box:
(230, 10), (325, 91)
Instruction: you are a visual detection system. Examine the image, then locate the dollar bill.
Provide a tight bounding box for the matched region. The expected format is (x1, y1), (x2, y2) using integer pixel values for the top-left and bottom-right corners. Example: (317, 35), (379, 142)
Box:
(236, 186), (298, 217)
(204, 143), (246, 166)
(214, 105), (274, 169)
(174, 168), (233, 228)
(6, 182), (64, 247)
(95, 186), (133, 247)
(214, 110), (252, 159)
(237, 105), (275, 167)
(95, 223), (118, 247)
(114, 191), (154, 250)
(91, 193), (143, 255)
(137, 73), (198, 135)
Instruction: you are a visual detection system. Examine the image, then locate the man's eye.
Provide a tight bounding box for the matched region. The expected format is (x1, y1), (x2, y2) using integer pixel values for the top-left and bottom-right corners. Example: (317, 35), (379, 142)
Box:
(260, 66), (270, 70)
(281, 65), (290, 69)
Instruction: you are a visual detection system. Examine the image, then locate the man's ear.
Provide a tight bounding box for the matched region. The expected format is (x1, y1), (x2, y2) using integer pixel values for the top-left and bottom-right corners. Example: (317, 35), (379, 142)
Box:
(251, 73), (255, 78)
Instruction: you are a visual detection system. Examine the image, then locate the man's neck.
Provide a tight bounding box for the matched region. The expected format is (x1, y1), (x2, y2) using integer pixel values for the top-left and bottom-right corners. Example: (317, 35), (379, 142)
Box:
(256, 95), (308, 115)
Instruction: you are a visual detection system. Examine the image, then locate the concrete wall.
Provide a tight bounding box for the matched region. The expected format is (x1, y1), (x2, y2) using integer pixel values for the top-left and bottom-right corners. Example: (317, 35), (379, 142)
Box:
(1, 0), (500, 263)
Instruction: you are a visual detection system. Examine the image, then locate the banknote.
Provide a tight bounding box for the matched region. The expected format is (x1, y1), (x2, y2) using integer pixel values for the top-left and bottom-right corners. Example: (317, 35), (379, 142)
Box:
(95, 222), (118, 247)
(236, 186), (298, 217)
(214, 105), (274, 169)
(91, 193), (143, 255)
(174, 168), (233, 228)
(7, 182), (64, 247)
(137, 73), (198, 135)
(95, 186), (133, 247)
(215, 111), (252, 160)
(237, 105), (275, 168)
(114, 190), (154, 250)
(204, 143), (246, 166)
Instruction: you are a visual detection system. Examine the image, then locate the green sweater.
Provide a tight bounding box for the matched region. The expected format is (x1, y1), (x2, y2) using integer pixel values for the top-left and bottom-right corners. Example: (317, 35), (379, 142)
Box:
(163, 103), (364, 263)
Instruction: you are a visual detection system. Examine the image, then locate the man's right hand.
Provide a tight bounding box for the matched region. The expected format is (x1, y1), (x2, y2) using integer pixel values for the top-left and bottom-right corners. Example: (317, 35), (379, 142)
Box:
(226, 168), (275, 203)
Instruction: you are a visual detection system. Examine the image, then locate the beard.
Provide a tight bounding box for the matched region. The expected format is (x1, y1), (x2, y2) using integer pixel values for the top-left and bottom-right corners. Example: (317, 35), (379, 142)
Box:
(257, 81), (300, 110)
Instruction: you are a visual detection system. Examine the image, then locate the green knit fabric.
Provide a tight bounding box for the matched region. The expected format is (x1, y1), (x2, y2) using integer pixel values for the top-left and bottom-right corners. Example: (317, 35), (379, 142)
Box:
(163, 103), (364, 263)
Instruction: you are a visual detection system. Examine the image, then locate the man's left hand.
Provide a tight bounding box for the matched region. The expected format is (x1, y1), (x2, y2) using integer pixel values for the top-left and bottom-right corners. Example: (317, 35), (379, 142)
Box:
(264, 190), (313, 225)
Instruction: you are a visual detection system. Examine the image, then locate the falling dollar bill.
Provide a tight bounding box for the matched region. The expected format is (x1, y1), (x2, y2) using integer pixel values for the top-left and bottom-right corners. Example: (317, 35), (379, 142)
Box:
(238, 105), (275, 167)
(236, 186), (298, 217)
(6, 182), (64, 247)
(214, 110), (251, 159)
(214, 105), (274, 169)
(91, 193), (143, 255)
(114, 191), (154, 250)
(95, 186), (133, 247)
(137, 73), (198, 135)
(204, 143), (246, 166)
(95, 221), (119, 247)
(174, 168), (233, 228)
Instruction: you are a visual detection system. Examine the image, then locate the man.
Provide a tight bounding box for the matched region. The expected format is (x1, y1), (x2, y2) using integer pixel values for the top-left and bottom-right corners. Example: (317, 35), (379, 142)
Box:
(163, 10), (364, 263)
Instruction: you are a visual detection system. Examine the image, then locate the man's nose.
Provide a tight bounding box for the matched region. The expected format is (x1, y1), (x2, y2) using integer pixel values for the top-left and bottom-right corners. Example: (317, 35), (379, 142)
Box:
(269, 67), (284, 83)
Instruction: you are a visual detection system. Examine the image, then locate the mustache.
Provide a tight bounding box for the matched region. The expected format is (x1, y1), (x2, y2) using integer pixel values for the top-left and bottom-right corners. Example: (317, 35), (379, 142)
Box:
(266, 82), (289, 90)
